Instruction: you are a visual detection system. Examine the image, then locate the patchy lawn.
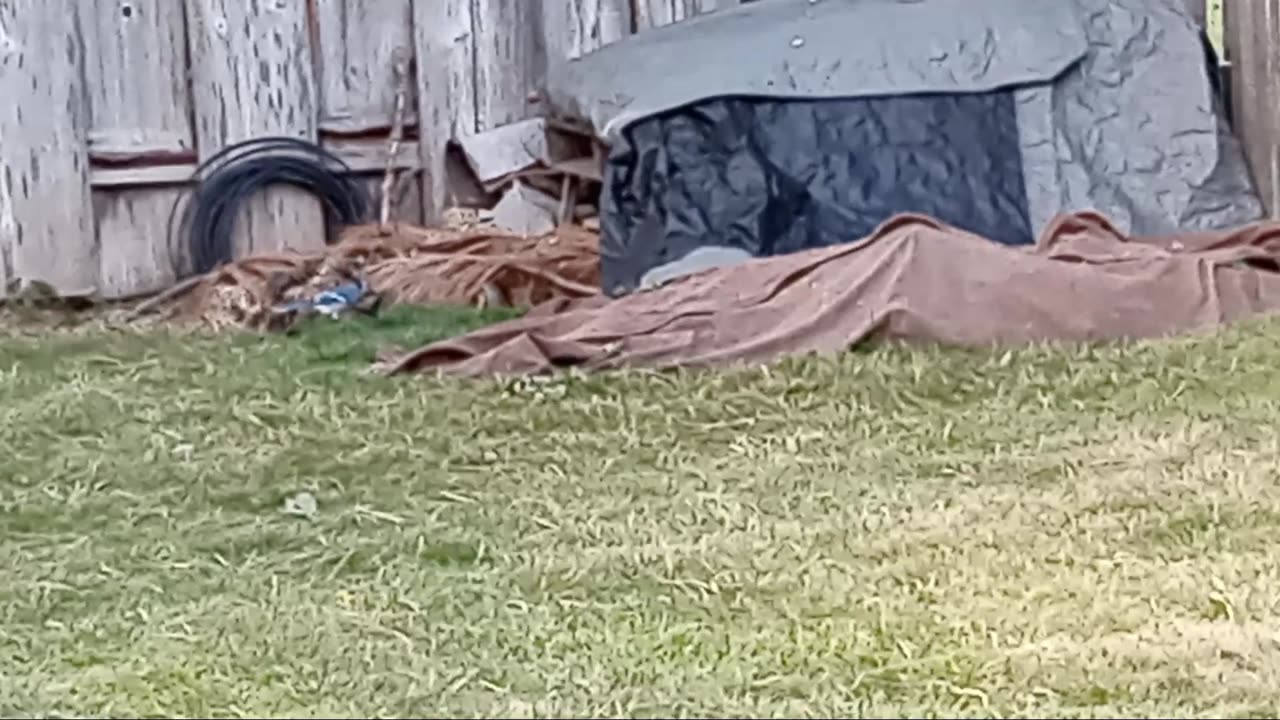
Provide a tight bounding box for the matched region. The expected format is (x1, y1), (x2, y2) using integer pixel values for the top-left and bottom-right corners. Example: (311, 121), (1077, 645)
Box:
(3, 307), (1280, 717)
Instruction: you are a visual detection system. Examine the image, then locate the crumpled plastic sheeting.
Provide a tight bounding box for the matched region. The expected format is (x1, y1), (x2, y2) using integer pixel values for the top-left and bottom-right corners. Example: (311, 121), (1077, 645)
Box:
(1019, 0), (1262, 235)
(549, 0), (1263, 295)
(163, 224), (600, 331)
(546, 0), (1088, 137)
(601, 91), (1035, 294)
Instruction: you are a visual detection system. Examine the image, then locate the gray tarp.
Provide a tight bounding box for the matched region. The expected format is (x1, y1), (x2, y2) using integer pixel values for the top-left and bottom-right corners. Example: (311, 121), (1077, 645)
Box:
(545, 0), (1263, 246)
(549, 0), (1089, 139)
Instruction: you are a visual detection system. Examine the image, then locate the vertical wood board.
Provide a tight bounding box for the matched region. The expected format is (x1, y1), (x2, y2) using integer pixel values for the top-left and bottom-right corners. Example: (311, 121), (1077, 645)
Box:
(184, 0), (326, 262)
(354, 173), (424, 227)
(79, 0), (194, 158)
(0, 0), (98, 296)
(542, 0), (629, 61)
(79, 0), (195, 296)
(633, 0), (740, 30)
(472, 0), (547, 131)
(314, 0), (417, 133)
(413, 0), (477, 223)
(95, 189), (190, 297)
(1226, 0), (1280, 216)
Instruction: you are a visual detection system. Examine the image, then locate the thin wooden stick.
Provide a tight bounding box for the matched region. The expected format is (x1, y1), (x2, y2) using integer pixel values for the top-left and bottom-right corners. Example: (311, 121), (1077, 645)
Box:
(379, 48), (412, 233)
(123, 274), (208, 320)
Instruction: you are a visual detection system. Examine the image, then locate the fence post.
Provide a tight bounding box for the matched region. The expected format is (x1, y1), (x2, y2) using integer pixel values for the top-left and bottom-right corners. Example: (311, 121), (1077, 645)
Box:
(1225, 0), (1280, 217)
(0, 0), (98, 296)
(413, 0), (476, 225)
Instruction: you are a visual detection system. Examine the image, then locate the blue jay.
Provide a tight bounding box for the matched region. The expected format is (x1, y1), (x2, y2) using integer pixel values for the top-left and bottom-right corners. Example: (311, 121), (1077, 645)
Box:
(271, 277), (380, 324)
(311, 278), (369, 319)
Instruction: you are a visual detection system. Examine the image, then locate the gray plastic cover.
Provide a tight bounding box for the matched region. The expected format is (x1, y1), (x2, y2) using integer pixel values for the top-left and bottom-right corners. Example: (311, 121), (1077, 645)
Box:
(545, 0), (1090, 139)
(548, 0), (1264, 274)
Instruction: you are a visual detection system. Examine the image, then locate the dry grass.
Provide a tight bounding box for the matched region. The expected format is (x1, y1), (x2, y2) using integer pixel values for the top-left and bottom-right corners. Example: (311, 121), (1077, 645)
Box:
(3, 307), (1280, 717)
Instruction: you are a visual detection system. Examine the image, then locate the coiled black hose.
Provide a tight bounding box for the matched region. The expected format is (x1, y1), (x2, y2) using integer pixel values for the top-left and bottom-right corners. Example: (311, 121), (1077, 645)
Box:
(168, 136), (372, 276)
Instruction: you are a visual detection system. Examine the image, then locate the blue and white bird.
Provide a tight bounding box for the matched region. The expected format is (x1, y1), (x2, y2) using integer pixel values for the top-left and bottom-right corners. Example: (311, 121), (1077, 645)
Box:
(311, 279), (370, 319)
(273, 278), (372, 320)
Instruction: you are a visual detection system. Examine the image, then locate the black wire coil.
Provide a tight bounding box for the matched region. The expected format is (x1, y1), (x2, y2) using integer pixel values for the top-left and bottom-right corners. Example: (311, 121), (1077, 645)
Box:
(168, 136), (372, 276)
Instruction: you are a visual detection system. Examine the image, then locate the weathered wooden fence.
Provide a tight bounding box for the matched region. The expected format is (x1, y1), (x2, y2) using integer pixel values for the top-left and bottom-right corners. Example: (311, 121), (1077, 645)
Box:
(0, 0), (746, 299)
(1225, 0), (1280, 218)
(0, 0), (1275, 300)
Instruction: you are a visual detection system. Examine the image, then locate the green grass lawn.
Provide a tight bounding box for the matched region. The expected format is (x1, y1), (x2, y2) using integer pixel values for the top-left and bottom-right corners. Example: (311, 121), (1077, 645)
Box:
(4, 306), (1280, 717)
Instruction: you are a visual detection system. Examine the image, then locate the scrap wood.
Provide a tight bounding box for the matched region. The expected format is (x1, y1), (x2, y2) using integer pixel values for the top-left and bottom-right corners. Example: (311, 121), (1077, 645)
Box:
(457, 118), (550, 185)
(489, 180), (560, 235)
(138, 222), (601, 331)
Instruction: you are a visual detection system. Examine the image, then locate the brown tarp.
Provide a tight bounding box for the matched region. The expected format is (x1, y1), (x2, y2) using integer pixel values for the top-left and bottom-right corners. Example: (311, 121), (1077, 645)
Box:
(386, 212), (1280, 378)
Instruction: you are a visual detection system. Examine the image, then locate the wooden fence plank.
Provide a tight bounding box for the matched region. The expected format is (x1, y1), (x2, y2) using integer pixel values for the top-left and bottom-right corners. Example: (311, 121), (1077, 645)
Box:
(314, 0), (417, 134)
(0, 0), (97, 296)
(543, 0), (629, 62)
(94, 192), (193, 297)
(80, 0), (194, 159)
(80, 0), (195, 297)
(1226, 0), (1280, 216)
(413, 0), (477, 223)
(184, 0), (327, 262)
(634, 0), (741, 30)
(95, 189), (191, 298)
(353, 174), (424, 226)
(472, 0), (546, 131)
(90, 139), (424, 187)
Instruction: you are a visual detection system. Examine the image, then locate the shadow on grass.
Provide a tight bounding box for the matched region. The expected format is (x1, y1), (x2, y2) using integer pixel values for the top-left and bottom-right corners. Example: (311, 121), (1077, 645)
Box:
(276, 304), (524, 369)
(0, 303), (523, 378)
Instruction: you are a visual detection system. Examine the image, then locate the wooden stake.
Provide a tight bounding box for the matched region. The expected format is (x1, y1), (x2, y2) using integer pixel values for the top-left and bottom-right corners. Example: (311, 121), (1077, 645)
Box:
(379, 48), (412, 233)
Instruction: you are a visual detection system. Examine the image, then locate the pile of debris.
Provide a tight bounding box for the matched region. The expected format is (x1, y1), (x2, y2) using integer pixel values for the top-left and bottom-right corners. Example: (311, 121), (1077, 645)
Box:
(122, 116), (610, 333)
(450, 118), (605, 236)
(132, 223), (600, 332)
